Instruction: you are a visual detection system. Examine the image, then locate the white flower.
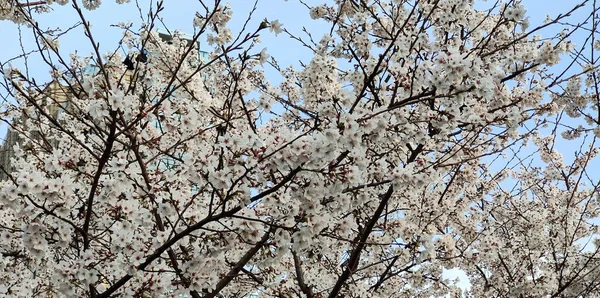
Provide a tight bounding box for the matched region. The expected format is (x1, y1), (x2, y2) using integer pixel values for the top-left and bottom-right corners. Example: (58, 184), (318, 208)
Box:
(504, 4), (526, 22)
(193, 12), (205, 27)
(270, 19), (283, 35)
(258, 48), (269, 65)
(82, 0), (102, 10)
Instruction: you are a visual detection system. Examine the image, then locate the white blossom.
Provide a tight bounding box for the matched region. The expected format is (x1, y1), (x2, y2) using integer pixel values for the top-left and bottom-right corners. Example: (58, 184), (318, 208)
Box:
(269, 19), (283, 35)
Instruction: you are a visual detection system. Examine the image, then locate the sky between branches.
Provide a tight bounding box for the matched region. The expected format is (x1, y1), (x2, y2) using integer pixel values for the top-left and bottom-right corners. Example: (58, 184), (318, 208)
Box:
(0, 0), (593, 194)
(0, 0), (587, 98)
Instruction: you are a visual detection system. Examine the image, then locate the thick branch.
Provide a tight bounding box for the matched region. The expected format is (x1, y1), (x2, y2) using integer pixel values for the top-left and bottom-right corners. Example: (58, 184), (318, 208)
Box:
(204, 227), (274, 298)
(293, 251), (314, 298)
(327, 186), (394, 298)
(82, 111), (118, 250)
(98, 167), (300, 298)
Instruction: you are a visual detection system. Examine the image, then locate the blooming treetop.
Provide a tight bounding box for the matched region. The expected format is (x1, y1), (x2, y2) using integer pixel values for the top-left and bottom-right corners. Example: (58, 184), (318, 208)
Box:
(1, 0), (600, 297)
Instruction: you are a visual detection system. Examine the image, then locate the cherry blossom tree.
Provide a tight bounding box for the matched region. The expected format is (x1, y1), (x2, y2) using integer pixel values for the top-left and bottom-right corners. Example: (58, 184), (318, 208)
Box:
(1, 0), (600, 297)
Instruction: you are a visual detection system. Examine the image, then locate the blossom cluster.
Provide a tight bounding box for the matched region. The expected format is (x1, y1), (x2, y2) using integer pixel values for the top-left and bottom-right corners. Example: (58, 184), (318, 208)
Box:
(1, 0), (600, 297)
